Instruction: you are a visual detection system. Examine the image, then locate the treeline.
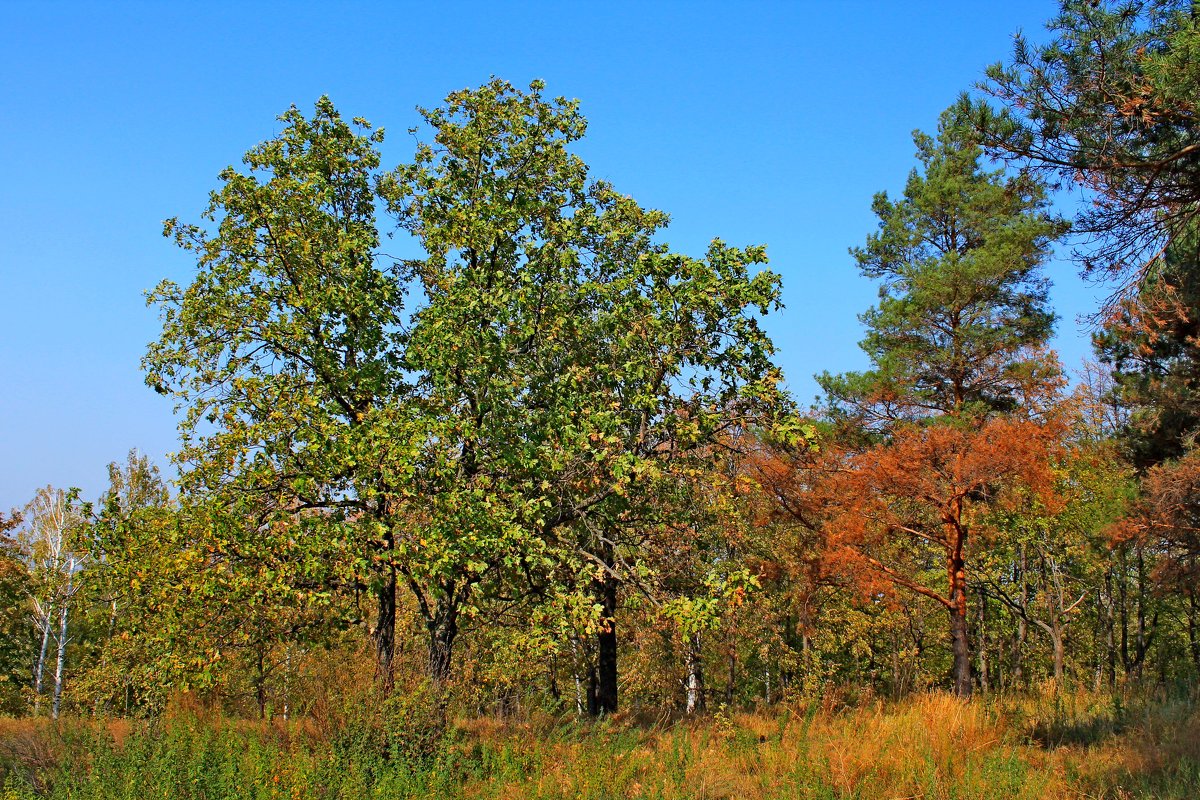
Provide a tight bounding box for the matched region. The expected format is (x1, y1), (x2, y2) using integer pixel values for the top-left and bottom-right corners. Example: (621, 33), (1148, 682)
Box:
(2, 0), (1199, 721)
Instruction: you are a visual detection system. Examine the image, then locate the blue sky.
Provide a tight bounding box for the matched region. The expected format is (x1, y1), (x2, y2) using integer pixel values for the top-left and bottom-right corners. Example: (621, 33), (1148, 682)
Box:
(0, 1), (1103, 510)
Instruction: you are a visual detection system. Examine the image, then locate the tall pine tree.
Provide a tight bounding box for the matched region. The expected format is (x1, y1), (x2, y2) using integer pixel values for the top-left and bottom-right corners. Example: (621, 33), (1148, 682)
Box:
(818, 107), (1068, 697)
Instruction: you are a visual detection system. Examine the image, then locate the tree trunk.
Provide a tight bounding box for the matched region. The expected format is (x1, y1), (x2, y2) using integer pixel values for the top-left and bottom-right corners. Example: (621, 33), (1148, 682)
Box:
(52, 587), (70, 720)
(726, 645), (738, 706)
(586, 664), (599, 715)
(977, 590), (990, 695)
(1103, 572), (1117, 689)
(374, 567), (397, 693)
(33, 604), (52, 715)
(1008, 545), (1029, 689)
(685, 632), (705, 714)
(1134, 544), (1150, 680)
(1053, 621), (1065, 684)
(569, 636), (585, 716)
(283, 646), (292, 721)
(948, 549), (972, 698)
(1118, 547), (1130, 675)
(427, 600), (459, 685)
(1188, 591), (1200, 675)
(594, 572), (619, 715)
(255, 647), (267, 720)
(547, 655), (561, 704)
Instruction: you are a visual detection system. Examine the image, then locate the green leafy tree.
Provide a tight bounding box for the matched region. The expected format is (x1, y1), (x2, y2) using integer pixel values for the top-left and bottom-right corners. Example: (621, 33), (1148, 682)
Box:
(77, 450), (173, 713)
(388, 79), (787, 705)
(0, 510), (28, 713)
(146, 98), (414, 689)
(149, 83), (786, 702)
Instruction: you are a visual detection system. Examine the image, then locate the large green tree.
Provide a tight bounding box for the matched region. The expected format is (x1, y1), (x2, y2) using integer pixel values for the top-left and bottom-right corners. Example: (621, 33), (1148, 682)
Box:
(388, 79), (786, 707)
(146, 98), (414, 688)
(149, 83), (787, 703)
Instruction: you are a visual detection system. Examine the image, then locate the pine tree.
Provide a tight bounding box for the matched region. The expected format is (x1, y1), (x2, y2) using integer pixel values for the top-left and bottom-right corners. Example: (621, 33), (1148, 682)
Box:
(818, 108), (1068, 697)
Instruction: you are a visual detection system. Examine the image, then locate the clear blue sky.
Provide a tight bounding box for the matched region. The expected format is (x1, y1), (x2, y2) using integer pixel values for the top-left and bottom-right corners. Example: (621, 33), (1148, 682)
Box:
(0, 1), (1102, 511)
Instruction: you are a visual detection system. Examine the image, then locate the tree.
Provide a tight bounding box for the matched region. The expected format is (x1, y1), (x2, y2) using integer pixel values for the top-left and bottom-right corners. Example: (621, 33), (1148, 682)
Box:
(1116, 448), (1200, 672)
(389, 79), (787, 706)
(1094, 227), (1200, 469)
(0, 510), (28, 713)
(980, 441), (1132, 686)
(16, 487), (88, 717)
(150, 83), (788, 702)
(146, 98), (413, 689)
(77, 450), (173, 713)
(977, 0), (1200, 292)
(815, 109), (1068, 697)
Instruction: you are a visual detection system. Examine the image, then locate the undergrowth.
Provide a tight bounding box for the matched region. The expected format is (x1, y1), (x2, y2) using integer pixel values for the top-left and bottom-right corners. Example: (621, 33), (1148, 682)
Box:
(1, 689), (1196, 799)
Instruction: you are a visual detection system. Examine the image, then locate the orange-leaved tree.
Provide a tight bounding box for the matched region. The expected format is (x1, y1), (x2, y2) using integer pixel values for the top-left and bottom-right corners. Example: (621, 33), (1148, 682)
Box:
(804, 108), (1068, 697)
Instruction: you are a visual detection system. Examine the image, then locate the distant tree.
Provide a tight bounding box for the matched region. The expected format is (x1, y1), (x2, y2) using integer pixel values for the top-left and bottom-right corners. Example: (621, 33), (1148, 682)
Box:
(76, 450), (171, 712)
(980, 442), (1133, 686)
(0, 510), (28, 713)
(16, 487), (87, 717)
(820, 106), (1066, 425)
(1095, 228), (1200, 469)
(1116, 448), (1200, 672)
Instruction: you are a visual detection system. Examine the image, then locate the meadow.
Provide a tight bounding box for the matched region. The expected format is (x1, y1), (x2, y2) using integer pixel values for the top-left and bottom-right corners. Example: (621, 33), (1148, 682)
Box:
(2, 689), (1197, 800)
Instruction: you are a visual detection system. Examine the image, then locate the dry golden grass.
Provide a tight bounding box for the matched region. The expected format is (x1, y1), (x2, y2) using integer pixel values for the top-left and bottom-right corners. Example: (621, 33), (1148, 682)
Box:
(455, 690), (1197, 799)
(2, 689), (1196, 799)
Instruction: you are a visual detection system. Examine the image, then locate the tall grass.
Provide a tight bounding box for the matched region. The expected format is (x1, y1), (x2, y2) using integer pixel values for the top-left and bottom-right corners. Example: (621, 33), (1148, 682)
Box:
(2, 690), (1196, 799)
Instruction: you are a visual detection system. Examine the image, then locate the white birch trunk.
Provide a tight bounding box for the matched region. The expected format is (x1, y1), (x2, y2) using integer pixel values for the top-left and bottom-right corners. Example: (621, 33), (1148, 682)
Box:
(570, 636), (585, 716)
(52, 569), (73, 719)
(686, 632), (704, 715)
(33, 599), (53, 715)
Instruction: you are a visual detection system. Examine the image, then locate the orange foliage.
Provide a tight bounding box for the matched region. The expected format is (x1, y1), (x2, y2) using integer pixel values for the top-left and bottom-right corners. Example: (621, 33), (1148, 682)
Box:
(1114, 449), (1200, 590)
(818, 417), (1060, 604)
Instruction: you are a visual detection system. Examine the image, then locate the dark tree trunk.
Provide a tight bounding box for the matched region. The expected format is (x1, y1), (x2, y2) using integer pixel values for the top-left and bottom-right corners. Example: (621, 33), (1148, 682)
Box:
(1010, 544), (1029, 688)
(594, 572), (619, 714)
(1188, 591), (1200, 675)
(586, 663), (599, 715)
(1119, 547), (1130, 675)
(255, 648), (267, 720)
(977, 590), (990, 695)
(547, 655), (561, 703)
(428, 600), (459, 685)
(374, 566), (397, 693)
(1104, 572), (1117, 688)
(948, 548), (972, 698)
(726, 645), (737, 706)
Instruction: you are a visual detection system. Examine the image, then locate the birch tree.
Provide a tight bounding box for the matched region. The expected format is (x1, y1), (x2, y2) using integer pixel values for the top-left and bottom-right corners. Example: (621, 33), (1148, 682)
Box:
(18, 487), (87, 717)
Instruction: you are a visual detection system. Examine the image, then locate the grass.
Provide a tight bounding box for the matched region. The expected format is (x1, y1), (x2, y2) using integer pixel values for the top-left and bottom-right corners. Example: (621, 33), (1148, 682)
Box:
(1, 690), (1197, 799)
